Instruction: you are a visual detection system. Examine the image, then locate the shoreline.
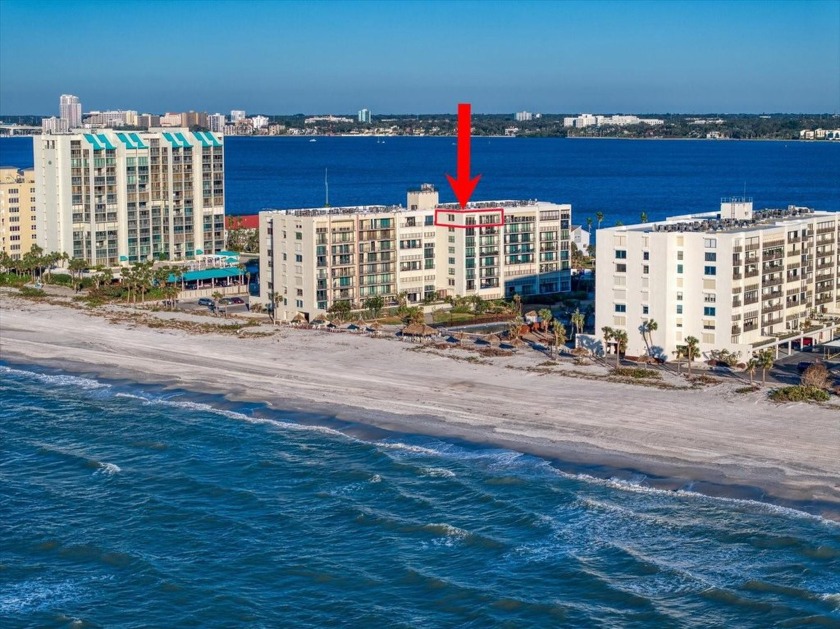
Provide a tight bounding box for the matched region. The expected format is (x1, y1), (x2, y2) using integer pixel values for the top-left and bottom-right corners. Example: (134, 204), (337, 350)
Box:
(2, 295), (839, 519)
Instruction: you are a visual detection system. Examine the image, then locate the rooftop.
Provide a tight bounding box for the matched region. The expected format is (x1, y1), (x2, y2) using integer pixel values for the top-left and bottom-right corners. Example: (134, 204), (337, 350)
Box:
(615, 205), (831, 235)
(261, 199), (558, 218)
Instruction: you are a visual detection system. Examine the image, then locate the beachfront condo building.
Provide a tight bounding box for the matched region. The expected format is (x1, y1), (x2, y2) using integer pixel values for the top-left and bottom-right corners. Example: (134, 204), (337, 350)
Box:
(258, 184), (572, 321)
(34, 129), (225, 266)
(0, 167), (38, 260)
(595, 199), (840, 361)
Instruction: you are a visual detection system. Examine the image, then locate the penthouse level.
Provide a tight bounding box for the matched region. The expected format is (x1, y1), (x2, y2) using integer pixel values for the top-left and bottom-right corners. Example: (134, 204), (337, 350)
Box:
(595, 198), (840, 362)
(257, 185), (572, 322)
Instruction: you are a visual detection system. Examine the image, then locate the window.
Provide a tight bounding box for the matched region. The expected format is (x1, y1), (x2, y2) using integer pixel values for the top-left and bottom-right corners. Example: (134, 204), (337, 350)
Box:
(704, 307), (716, 316)
(642, 305), (649, 314)
(704, 252), (717, 262)
(295, 232), (302, 240)
(615, 250), (627, 259)
(643, 251), (649, 260)
(676, 292), (683, 301)
(295, 254), (302, 262)
(676, 305), (683, 314)
(642, 265), (649, 274)
(615, 263), (627, 273)
(704, 238), (717, 248)
(677, 264), (683, 274)
(704, 266), (717, 276)
(677, 251), (684, 260)
(615, 304), (626, 313)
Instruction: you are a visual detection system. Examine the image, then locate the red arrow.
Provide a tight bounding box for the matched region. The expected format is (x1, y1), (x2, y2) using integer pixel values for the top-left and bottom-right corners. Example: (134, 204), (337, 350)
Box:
(446, 102), (481, 208)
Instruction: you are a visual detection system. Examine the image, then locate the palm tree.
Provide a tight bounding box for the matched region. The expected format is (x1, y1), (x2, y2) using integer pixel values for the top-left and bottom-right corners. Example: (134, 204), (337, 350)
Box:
(684, 336), (700, 375)
(745, 358), (758, 386)
(67, 257), (88, 292)
(613, 329), (628, 368)
(212, 290), (224, 317)
(571, 308), (585, 342)
(585, 217), (593, 234)
(595, 211), (604, 230)
(640, 319), (658, 363)
(553, 322), (567, 357)
(757, 349), (774, 386)
(640, 211), (648, 223)
(538, 308), (552, 333)
(601, 325), (614, 361)
(266, 290), (281, 323)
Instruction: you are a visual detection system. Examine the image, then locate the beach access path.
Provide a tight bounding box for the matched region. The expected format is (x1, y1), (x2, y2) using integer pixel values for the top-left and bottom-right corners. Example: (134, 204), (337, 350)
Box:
(1, 295), (838, 513)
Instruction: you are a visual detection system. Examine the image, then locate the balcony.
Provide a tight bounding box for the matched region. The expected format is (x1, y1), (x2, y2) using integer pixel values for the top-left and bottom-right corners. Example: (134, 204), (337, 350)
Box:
(763, 276), (783, 288)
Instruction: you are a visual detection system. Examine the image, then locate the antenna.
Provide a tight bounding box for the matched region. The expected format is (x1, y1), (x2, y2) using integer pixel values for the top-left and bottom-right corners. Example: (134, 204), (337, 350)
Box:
(325, 167), (329, 207)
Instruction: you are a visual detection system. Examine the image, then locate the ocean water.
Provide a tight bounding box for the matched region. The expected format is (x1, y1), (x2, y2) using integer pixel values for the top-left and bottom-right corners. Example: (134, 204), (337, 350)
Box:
(2, 136), (838, 223)
(1, 362), (838, 628)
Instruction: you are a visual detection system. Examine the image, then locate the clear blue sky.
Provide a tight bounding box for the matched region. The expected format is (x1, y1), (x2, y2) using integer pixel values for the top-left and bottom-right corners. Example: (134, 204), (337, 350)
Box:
(1, 0), (838, 114)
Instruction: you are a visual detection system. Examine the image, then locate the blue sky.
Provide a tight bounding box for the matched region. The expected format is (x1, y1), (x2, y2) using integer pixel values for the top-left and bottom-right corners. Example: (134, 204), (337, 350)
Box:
(1, 0), (838, 114)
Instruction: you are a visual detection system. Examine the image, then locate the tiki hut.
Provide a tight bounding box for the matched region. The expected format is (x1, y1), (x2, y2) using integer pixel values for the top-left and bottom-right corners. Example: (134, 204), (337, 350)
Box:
(401, 322), (437, 338)
(291, 312), (307, 324)
(486, 333), (502, 346)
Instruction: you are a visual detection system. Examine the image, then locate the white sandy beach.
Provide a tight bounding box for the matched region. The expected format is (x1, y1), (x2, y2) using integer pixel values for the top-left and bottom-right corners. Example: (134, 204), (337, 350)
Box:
(1, 294), (838, 513)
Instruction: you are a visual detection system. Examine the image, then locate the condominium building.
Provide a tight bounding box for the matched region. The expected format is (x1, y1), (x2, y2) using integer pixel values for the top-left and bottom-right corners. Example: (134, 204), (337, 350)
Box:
(258, 184), (571, 321)
(34, 128), (225, 265)
(0, 167), (38, 260)
(59, 94), (82, 129)
(515, 111), (533, 122)
(230, 110), (246, 123)
(358, 108), (371, 124)
(595, 199), (840, 360)
(208, 113), (226, 133)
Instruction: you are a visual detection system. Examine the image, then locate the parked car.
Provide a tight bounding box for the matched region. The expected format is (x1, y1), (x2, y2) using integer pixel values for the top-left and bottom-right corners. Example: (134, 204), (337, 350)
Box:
(198, 297), (214, 307)
(230, 297), (245, 305)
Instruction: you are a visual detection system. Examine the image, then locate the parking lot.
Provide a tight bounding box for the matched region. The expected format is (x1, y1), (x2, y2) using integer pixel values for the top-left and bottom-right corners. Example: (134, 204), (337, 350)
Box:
(178, 295), (251, 316)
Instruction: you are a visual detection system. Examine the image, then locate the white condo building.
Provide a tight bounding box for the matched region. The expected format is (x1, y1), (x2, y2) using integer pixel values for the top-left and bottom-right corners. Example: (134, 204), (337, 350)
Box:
(34, 128), (225, 266)
(258, 185), (572, 321)
(59, 94), (82, 129)
(230, 110), (246, 123)
(208, 113), (226, 132)
(595, 199), (840, 361)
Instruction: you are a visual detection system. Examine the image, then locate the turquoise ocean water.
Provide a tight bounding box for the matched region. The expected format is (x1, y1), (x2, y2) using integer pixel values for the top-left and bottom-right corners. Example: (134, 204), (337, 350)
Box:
(1, 363), (838, 628)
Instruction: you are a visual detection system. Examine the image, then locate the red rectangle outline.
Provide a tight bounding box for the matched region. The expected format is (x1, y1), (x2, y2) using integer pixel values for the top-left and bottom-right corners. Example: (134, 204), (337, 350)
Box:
(433, 207), (505, 229)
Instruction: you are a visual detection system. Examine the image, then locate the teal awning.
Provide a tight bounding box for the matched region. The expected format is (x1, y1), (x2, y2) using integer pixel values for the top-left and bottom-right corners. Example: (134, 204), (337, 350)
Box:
(167, 267), (243, 283)
(175, 132), (191, 148)
(116, 132), (149, 149)
(84, 134), (104, 150)
(96, 134), (116, 150)
(129, 133), (148, 149)
(162, 132), (180, 148)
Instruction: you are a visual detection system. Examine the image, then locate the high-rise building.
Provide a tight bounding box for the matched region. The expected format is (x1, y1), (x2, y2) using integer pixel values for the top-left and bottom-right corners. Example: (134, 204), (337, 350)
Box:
(230, 110), (246, 123)
(358, 109), (371, 124)
(59, 94), (82, 129)
(137, 114), (161, 129)
(42, 116), (69, 134)
(34, 129), (226, 265)
(594, 199), (840, 361)
(208, 113), (226, 133)
(258, 184), (571, 321)
(181, 111), (209, 129)
(0, 167), (38, 260)
(515, 111), (533, 122)
(160, 112), (183, 127)
(251, 115), (269, 130)
(84, 110), (138, 128)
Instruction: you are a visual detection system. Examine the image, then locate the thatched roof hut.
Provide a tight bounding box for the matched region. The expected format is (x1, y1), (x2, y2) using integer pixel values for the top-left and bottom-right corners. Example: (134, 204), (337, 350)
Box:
(291, 312), (307, 323)
(402, 323), (437, 337)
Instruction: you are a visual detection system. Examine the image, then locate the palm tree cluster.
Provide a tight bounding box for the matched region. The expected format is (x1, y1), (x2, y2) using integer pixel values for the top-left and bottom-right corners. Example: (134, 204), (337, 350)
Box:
(601, 326), (628, 367)
(0, 245), (67, 284)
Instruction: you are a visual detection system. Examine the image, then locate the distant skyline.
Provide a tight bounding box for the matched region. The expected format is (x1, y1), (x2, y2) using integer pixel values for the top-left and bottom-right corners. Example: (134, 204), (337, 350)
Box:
(1, 0), (838, 115)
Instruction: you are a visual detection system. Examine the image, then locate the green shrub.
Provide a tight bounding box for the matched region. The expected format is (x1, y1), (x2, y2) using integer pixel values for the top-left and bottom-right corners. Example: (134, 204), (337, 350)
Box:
(611, 367), (661, 380)
(0, 273), (28, 287)
(734, 385), (760, 394)
(18, 286), (45, 298)
(769, 385), (830, 403)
